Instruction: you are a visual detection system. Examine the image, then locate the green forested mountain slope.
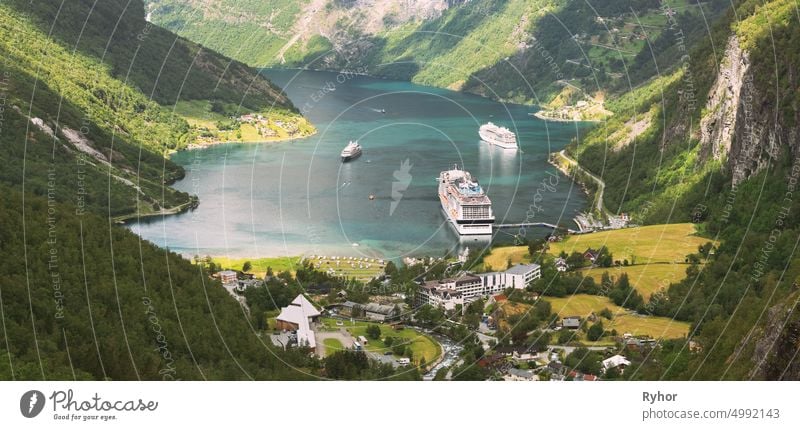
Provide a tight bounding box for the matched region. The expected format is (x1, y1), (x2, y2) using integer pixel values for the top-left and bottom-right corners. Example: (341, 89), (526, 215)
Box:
(0, 0), (309, 218)
(145, 0), (726, 105)
(10, 0), (297, 110)
(0, 184), (317, 380)
(0, 1), (321, 380)
(565, 0), (800, 379)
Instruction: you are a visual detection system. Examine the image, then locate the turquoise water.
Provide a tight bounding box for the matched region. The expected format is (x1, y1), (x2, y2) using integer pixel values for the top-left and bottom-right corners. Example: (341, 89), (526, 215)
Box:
(129, 70), (588, 259)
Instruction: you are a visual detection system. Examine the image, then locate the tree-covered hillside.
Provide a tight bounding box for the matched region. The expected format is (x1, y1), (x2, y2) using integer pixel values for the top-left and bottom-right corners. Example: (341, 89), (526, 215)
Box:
(0, 0), (311, 218)
(144, 0), (728, 107)
(559, 0), (800, 379)
(0, 1), (322, 380)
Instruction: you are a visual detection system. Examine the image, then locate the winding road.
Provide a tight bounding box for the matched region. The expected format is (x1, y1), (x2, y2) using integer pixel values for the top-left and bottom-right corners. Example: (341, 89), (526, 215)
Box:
(553, 150), (609, 216)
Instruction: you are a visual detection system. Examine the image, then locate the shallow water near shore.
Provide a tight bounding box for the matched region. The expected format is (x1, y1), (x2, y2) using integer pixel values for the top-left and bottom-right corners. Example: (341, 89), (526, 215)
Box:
(128, 69), (588, 259)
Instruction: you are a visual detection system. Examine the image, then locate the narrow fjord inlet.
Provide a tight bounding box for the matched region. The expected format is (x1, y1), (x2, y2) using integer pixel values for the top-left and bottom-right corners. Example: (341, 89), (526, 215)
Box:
(130, 70), (587, 259)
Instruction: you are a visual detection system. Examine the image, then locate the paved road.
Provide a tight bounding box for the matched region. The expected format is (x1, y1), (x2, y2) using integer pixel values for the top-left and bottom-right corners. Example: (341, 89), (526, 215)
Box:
(548, 344), (610, 355)
(555, 150), (609, 217)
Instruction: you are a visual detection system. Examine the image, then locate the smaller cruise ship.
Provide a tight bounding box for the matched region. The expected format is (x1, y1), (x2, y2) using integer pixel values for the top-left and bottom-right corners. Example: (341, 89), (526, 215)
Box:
(479, 122), (518, 149)
(340, 141), (362, 162)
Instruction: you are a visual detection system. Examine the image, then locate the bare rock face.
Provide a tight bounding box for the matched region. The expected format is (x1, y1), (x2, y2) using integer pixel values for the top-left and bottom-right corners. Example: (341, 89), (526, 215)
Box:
(748, 297), (800, 380)
(698, 36), (749, 165)
(699, 34), (799, 185)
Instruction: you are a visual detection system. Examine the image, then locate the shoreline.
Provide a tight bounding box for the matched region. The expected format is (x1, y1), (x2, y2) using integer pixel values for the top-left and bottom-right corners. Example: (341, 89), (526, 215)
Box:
(532, 111), (604, 123)
(113, 197), (199, 224)
(174, 128), (318, 154)
(548, 150), (610, 227)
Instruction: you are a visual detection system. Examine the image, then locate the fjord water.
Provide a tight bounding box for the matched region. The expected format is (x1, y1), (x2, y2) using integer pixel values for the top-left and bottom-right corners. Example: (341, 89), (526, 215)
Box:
(129, 70), (587, 259)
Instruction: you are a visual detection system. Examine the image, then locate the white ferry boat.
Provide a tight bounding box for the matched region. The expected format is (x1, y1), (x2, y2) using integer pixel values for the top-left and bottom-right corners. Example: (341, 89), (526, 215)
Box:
(340, 141), (362, 162)
(479, 122), (518, 149)
(438, 165), (494, 235)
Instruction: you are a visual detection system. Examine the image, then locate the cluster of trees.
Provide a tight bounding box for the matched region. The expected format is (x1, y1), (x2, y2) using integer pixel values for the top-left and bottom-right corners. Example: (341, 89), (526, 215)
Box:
(605, 273), (645, 312)
(495, 300), (556, 349)
(323, 350), (419, 380)
(565, 347), (604, 376)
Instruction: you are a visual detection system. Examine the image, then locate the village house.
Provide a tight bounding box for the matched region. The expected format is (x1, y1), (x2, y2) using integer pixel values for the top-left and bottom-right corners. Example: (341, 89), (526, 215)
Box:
(486, 293), (507, 307)
(337, 301), (361, 317)
(505, 368), (536, 381)
(363, 303), (400, 322)
(602, 355), (631, 373)
(547, 361), (566, 377)
(562, 316), (581, 329)
(583, 248), (600, 263)
(555, 257), (569, 272)
(218, 270), (238, 285)
(237, 278), (262, 290)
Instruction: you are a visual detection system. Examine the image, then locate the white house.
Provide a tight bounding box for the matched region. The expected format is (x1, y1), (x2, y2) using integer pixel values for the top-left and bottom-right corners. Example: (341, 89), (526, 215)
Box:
(602, 354), (631, 372)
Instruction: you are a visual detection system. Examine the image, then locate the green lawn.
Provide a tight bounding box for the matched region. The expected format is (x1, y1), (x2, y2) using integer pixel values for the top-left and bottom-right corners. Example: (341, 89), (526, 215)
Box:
(320, 318), (441, 365)
(545, 294), (689, 339)
(549, 223), (712, 264)
(323, 338), (344, 355)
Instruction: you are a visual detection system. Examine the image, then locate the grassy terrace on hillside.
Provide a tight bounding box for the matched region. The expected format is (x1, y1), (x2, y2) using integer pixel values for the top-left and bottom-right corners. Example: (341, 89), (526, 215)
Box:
(482, 246), (531, 271)
(579, 264), (690, 300)
(207, 255), (384, 281)
(482, 223), (711, 300)
(545, 295), (690, 340)
(549, 223), (711, 264)
(320, 318), (441, 365)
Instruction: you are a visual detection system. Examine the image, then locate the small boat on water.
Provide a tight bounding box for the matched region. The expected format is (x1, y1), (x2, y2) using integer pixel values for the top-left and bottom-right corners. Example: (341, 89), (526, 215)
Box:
(341, 140), (362, 162)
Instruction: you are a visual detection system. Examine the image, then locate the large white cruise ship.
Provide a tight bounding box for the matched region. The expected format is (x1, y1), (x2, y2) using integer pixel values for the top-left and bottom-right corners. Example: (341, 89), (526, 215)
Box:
(479, 122), (518, 149)
(438, 165), (495, 235)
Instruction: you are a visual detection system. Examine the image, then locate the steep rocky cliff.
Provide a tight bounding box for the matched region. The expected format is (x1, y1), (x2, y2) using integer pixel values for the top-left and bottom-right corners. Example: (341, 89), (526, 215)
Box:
(746, 292), (800, 380)
(698, 3), (800, 186)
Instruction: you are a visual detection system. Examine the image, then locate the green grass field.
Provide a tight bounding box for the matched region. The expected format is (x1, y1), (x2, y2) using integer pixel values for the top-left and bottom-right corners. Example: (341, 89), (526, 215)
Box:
(172, 100), (228, 128)
(549, 223), (712, 264)
(323, 338), (344, 355)
(206, 256), (301, 278)
(320, 318), (441, 365)
(580, 263), (691, 299)
(545, 295), (689, 339)
(482, 246), (530, 271)
(207, 255), (384, 281)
